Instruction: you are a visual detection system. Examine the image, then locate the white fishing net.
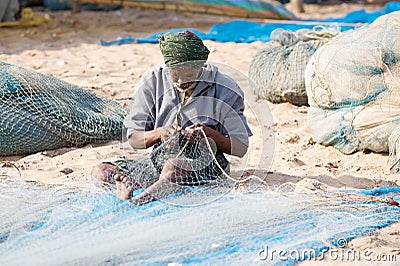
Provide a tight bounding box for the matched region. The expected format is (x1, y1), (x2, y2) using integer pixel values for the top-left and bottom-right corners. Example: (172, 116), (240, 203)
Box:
(305, 11), (400, 171)
(1, 175), (399, 265)
(1, 60), (399, 265)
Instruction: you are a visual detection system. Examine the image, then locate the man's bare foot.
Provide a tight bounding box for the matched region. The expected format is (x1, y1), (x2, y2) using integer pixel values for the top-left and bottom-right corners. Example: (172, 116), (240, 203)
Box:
(114, 173), (135, 200)
(132, 177), (182, 205)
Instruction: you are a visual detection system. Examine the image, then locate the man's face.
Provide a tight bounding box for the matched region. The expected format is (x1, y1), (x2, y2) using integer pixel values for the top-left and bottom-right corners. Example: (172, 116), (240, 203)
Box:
(168, 66), (201, 91)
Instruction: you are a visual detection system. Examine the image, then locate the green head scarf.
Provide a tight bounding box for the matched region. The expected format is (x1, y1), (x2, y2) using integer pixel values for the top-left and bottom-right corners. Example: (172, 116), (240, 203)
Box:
(158, 30), (210, 68)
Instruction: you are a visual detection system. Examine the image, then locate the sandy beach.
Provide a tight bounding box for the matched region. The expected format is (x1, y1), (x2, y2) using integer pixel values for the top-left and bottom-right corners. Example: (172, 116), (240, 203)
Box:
(0, 0), (399, 264)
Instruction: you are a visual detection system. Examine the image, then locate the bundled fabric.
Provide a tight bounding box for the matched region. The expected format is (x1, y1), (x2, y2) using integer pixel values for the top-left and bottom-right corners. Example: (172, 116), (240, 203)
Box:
(249, 27), (337, 106)
(72, 0), (293, 19)
(305, 11), (400, 172)
(0, 62), (128, 156)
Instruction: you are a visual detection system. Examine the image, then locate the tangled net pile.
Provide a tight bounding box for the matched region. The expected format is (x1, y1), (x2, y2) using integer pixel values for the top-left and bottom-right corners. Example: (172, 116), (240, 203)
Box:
(0, 62), (128, 156)
(1, 173), (399, 265)
(118, 129), (238, 204)
(305, 11), (400, 171)
(249, 26), (339, 106)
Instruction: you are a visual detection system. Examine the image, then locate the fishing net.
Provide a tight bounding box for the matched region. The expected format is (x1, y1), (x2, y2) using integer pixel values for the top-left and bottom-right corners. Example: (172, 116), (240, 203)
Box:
(305, 11), (400, 171)
(249, 26), (338, 106)
(1, 175), (399, 265)
(111, 132), (238, 205)
(1, 61), (399, 264)
(0, 62), (128, 156)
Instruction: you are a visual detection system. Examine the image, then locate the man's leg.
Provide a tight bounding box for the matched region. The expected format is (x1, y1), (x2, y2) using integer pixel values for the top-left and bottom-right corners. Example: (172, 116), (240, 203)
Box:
(116, 158), (190, 205)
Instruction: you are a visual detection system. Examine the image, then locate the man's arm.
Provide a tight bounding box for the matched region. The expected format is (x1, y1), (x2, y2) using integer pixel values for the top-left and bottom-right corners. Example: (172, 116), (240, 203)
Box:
(128, 130), (161, 149)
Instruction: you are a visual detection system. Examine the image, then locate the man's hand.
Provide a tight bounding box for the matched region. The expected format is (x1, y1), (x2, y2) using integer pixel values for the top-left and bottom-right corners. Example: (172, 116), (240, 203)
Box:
(129, 124), (181, 149)
(183, 123), (210, 142)
(183, 123), (248, 157)
(160, 124), (181, 141)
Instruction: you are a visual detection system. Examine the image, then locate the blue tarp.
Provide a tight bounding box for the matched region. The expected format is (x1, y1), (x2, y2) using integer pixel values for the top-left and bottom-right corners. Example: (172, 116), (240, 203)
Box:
(100, 1), (400, 45)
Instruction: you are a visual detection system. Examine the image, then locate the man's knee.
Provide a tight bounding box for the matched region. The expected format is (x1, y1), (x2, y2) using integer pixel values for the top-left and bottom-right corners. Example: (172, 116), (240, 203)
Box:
(160, 159), (191, 182)
(162, 160), (176, 172)
(91, 163), (117, 183)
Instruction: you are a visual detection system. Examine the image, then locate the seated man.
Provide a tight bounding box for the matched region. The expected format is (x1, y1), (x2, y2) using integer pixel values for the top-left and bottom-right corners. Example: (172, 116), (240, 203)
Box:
(92, 30), (252, 204)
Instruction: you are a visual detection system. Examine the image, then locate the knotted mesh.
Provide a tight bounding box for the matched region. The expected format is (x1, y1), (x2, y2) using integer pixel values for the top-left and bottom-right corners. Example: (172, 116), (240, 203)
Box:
(0, 62), (128, 156)
(111, 128), (239, 206)
(305, 11), (400, 171)
(249, 27), (337, 106)
(1, 175), (399, 265)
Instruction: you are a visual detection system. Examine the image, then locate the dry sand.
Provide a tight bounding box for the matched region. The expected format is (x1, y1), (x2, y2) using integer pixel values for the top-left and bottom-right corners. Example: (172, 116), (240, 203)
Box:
(0, 1), (399, 264)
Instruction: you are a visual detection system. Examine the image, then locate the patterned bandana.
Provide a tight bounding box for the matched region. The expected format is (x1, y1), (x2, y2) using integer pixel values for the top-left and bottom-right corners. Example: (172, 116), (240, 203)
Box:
(158, 30), (210, 67)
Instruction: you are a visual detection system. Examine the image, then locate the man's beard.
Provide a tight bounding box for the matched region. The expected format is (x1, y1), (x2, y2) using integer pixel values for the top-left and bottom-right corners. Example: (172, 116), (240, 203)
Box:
(174, 82), (195, 92)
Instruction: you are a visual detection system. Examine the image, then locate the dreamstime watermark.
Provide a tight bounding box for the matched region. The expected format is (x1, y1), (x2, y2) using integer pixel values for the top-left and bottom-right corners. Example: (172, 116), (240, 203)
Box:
(257, 238), (398, 262)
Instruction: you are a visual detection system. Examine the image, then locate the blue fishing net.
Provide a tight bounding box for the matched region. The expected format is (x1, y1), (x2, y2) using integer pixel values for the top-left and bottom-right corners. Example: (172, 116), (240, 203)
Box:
(1, 177), (398, 265)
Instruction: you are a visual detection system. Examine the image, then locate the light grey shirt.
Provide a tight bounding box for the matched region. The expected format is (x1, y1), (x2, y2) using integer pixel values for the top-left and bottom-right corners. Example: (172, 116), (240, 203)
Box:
(124, 63), (253, 146)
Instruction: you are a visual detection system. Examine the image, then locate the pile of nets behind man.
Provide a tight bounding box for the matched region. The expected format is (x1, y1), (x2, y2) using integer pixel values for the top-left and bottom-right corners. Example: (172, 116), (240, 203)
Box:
(305, 11), (400, 172)
(249, 25), (339, 106)
(1, 170), (399, 265)
(0, 62), (127, 156)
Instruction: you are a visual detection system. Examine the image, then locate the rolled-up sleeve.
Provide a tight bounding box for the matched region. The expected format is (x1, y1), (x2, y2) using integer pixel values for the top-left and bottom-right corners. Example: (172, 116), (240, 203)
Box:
(124, 76), (156, 138)
(221, 89), (253, 147)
